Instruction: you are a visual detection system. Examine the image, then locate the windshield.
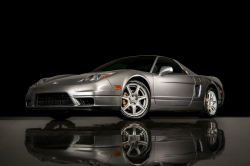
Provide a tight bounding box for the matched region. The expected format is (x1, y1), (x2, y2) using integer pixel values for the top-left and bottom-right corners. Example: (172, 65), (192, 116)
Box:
(92, 56), (157, 72)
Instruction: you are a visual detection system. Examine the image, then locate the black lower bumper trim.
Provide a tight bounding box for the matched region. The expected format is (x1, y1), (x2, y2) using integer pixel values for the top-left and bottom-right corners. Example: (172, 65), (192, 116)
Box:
(26, 106), (120, 112)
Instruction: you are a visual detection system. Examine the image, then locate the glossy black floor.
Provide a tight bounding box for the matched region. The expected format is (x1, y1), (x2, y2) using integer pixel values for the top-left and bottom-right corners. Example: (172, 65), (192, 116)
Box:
(0, 115), (250, 166)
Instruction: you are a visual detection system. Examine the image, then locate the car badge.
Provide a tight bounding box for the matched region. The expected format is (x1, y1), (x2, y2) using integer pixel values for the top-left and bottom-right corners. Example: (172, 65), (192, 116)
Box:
(53, 82), (58, 84)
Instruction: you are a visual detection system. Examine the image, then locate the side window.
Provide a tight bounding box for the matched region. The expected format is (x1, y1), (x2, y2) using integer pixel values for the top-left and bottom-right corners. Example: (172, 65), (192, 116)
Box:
(153, 57), (185, 74)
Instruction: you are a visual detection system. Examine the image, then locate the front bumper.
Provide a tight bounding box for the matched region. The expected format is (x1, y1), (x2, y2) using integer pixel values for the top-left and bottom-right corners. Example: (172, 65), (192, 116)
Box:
(26, 96), (121, 112)
(25, 79), (122, 112)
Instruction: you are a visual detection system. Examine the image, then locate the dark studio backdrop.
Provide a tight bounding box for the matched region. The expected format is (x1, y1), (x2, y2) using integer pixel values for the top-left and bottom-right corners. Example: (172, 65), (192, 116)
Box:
(1, 13), (247, 117)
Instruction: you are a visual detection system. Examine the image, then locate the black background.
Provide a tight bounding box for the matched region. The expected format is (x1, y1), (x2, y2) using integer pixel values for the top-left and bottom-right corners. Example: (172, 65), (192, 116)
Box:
(2, 12), (247, 117)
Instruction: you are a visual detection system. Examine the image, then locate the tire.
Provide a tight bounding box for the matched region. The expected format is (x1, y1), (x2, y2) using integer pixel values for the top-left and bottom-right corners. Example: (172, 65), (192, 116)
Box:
(46, 110), (76, 120)
(116, 80), (151, 119)
(199, 87), (218, 118)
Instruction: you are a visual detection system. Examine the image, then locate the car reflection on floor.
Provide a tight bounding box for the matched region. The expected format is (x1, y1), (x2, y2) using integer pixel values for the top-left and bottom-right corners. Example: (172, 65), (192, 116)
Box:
(25, 119), (225, 166)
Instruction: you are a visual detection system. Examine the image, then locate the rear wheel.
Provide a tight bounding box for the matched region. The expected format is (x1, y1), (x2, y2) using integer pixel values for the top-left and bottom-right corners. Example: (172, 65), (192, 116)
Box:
(199, 87), (218, 118)
(206, 122), (219, 151)
(46, 110), (76, 120)
(116, 80), (151, 119)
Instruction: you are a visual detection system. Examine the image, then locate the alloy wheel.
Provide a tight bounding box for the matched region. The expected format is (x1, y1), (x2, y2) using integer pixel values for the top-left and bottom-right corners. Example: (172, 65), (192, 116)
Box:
(206, 91), (217, 115)
(121, 123), (149, 158)
(121, 83), (149, 118)
(207, 122), (218, 145)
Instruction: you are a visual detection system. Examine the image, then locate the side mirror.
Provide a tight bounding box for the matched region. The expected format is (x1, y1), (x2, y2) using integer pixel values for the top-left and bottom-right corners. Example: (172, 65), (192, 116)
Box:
(159, 66), (173, 76)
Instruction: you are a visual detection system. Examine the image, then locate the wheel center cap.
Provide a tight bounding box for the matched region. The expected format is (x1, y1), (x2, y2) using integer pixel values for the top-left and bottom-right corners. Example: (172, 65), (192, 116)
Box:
(130, 95), (137, 103)
(129, 135), (138, 145)
(130, 97), (136, 101)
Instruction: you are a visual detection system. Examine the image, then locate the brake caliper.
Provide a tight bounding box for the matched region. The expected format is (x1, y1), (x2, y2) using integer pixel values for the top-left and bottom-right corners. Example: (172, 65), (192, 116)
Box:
(123, 92), (128, 107)
(122, 133), (128, 149)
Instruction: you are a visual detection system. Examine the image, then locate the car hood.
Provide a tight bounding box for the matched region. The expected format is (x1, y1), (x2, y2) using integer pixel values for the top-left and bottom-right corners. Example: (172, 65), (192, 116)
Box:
(39, 70), (120, 86)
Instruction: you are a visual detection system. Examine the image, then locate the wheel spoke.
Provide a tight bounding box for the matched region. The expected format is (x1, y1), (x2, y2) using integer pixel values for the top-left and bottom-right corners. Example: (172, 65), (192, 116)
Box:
(134, 85), (140, 95)
(122, 131), (129, 136)
(211, 106), (215, 113)
(125, 131), (129, 136)
(139, 131), (145, 136)
(135, 147), (141, 155)
(138, 141), (147, 146)
(132, 105), (136, 115)
(138, 96), (147, 101)
(210, 122), (213, 130)
(208, 107), (212, 114)
(210, 92), (213, 99)
(137, 102), (145, 111)
(207, 93), (210, 99)
(133, 125), (137, 135)
(122, 141), (129, 146)
(122, 103), (131, 111)
(212, 122), (215, 129)
(122, 96), (130, 100)
(127, 147), (133, 155)
(126, 85), (133, 95)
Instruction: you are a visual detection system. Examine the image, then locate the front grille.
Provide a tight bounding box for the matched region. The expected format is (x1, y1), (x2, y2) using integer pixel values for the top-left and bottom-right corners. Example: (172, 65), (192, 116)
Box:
(35, 93), (73, 106)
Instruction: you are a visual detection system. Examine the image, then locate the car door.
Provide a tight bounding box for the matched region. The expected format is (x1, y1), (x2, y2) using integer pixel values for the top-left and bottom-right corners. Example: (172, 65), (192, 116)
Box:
(153, 57), (195, 106)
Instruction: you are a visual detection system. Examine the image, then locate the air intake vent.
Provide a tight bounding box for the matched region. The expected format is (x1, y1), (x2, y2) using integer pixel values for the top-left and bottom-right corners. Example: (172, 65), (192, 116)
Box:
(75, 135), (94, 145)
(35, 93), (73, 106)
(196, 140), (203, 152)
(31, 135), (73, 149)
(194, 85), (201, 97)
(75, 98), (94, 105)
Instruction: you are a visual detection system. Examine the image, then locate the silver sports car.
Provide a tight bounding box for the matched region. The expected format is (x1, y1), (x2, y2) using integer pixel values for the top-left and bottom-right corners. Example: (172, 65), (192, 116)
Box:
(25, 55), (224, 119)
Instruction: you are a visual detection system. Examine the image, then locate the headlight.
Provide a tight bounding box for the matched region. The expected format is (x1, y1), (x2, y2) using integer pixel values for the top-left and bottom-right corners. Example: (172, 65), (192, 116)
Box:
(36, 78), (48, 86)
(78, 73), (112, 82)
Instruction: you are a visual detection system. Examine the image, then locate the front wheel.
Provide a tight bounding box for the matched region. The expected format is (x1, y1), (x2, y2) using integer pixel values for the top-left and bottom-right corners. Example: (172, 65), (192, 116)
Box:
(199, 87), (218, 118)
(46, 110), (76, 120)
(117, 80), (151, 119)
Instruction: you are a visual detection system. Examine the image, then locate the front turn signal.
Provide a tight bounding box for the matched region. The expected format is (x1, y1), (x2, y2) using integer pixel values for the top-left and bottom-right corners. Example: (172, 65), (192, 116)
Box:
(114, 85), (121, 89)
